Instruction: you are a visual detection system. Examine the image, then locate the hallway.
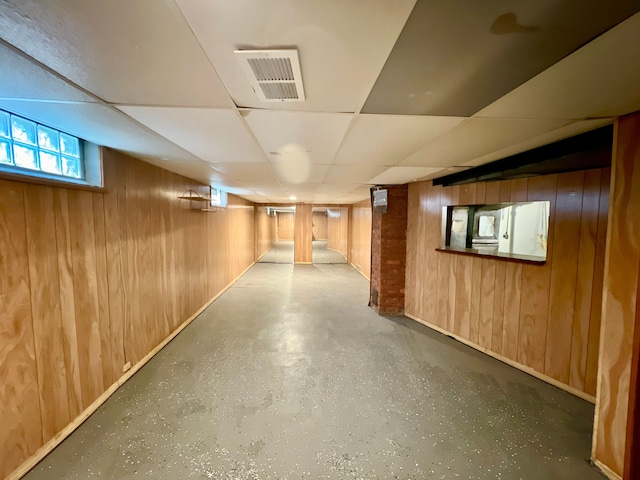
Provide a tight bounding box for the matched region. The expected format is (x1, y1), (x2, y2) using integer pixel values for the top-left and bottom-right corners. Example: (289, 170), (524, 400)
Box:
(24, 264), (601, 480)
(258, 240), (294, 264)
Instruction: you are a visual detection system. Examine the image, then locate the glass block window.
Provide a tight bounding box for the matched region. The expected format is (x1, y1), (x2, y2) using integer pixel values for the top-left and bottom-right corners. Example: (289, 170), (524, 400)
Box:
(0, 109), (83, 180)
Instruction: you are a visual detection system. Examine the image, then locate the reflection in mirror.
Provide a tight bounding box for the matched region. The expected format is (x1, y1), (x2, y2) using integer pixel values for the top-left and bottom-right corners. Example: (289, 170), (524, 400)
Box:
(441, 201), (550, 262)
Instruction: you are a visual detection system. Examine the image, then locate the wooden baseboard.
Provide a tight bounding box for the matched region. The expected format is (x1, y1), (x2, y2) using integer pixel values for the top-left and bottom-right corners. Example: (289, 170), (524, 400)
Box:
(593, 459), (622, 480)
(326, 247), (348, 259)
(256, 242), (277, 262)
(350, 263), (370, 281)
(6, 262), (256, 480)
(404, 313), (596, 404)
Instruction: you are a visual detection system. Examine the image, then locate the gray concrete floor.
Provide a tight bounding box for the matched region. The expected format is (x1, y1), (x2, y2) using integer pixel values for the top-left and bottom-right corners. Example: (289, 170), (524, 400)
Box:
(258, 240), (347, 264)
(24, 264), (602, 480)
(258, 240), (294, 264)
(312, 240), (347, 264)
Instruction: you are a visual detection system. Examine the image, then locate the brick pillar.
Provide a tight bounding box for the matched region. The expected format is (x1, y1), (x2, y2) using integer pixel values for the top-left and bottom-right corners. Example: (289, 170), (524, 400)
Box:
(370, 184), (408, 315)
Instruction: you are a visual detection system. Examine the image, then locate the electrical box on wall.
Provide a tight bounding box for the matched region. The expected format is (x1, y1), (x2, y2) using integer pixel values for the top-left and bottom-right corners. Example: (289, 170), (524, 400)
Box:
(372, 188), (388, 214)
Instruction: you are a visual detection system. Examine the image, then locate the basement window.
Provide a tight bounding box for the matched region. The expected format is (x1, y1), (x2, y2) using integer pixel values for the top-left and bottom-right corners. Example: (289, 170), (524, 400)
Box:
(0, 108), (101, 187)
(210, 186), (227, 207)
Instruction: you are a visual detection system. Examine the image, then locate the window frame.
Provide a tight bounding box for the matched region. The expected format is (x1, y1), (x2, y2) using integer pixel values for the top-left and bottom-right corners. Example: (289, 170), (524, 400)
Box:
(0, 109), (102, 189)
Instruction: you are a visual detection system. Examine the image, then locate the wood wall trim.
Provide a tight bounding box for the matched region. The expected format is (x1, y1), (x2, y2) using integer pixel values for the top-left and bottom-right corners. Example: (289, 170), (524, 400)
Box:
(624, 259), (640, 479)
(593, 459), (623, 480)
(5, 261), (255, 480)
(405, 314), (597, 403)
(0, 171), (106, 192)
(435, 247), (546, 265)
(593, 113), (640, 477)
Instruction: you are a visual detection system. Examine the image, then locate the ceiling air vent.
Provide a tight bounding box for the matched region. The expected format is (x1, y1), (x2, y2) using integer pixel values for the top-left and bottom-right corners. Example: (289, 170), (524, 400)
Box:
(234, 49), (305, 102)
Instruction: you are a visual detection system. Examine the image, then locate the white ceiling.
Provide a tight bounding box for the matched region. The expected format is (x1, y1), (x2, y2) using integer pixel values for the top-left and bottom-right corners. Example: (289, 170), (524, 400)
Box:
(0, 2), (638, 204)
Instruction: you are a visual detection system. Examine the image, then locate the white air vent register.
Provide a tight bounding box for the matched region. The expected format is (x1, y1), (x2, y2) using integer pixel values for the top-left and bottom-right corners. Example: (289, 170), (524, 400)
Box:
(234, 49), (305, 102)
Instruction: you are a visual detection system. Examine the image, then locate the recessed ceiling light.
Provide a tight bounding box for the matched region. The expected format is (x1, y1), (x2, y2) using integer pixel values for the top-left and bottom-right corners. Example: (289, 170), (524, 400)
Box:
(289, 195), (297, 201)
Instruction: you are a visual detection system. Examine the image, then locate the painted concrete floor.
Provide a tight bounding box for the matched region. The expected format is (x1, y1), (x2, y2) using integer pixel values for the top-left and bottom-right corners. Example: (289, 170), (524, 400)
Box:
(258, 240), (347, 264)
(24, 264), (602, 480)
(258, 240), (294, 264)
(312, 240), (347, 264)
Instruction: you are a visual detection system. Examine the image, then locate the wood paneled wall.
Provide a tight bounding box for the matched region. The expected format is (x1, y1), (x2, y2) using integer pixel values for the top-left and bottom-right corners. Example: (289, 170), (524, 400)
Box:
(350, 198), (372, 279)
(277, 212), (294, 240)
(405, 169), (609, 400)
(312, 211), (328, 240)
(256, 206), (276, 259)
(327, 207), (348, 258)
(0, 148), (256, 480)
(294, 203), (312, 263)
(594, 114), (640, 478)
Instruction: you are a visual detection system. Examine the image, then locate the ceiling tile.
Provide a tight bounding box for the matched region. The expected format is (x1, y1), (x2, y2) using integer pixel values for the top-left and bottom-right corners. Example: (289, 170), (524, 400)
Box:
(461, 118), (614, 167)
(174, 0), (416, 112)
(334, 114), (466, 166)
(117, 106), (265, 164)
(476, 13), (640, 120)
(368, 167), (444, 185)
(0, 98), (199, 162)
(0, 41), (96, 103)
(316, 183), (363, 194)
(363, 0), (640, 116)
(213, 162), (281, 187)
(0, 0), (233, 107)
(272, 163), (329, 185)
(280, 183), (321, 193)
(398, 118), (571, 167)
(323, 165), (387, 184)
(244, 110), (352, 165)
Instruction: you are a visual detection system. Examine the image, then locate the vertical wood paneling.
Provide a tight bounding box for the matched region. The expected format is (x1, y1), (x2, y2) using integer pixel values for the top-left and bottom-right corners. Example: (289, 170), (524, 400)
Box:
(102, 150), (125, 385)
(501, 179), (527, 360)
(478, 259), (496, 349)
(405, 186), (419, 316)
(518, 174), (557, 373)
(52, 189), (83, 419)
(68, 190), (105, 409)
(312, 211), (328, 240)
(295, 204), (312, 263)
(595, 114), (640, 476)
(436, 186), (452, 330)
(0, 180), (42, 478)
(92, 193), (113, 388)
(349, 199), (372, 279)
(1, 149), (259, 480)
(469, 257), (482, 344)
(569, 169), (602, 392)
(586, 169), (610, 396)
(546, 171), (584, 383)
(327, 207), (349, 258)
(277, 211), (294, 240)
(23, 185), (71, 442)
(454, 184), (476, 339)
(256, 206), (277, 258)
(405, 168), (608, 402)
(491, 262), (506, 354)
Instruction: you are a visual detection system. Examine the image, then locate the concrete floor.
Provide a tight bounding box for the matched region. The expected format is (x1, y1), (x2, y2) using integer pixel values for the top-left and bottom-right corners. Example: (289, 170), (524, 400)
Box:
(312, 240), (347, 264)
(258, 240), (295, 264)
(258, 240), (347, 264)
(24, 264), (602, 480)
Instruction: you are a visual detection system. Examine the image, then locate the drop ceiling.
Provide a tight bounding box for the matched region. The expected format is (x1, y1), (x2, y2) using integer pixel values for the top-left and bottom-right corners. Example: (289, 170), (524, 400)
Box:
(0, 0), (639, 204)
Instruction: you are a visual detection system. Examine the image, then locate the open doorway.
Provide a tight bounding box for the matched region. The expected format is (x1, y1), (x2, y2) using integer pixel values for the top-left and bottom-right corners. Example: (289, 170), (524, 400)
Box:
(257, 205), (295, 264)
(312, 207), (348, 264)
